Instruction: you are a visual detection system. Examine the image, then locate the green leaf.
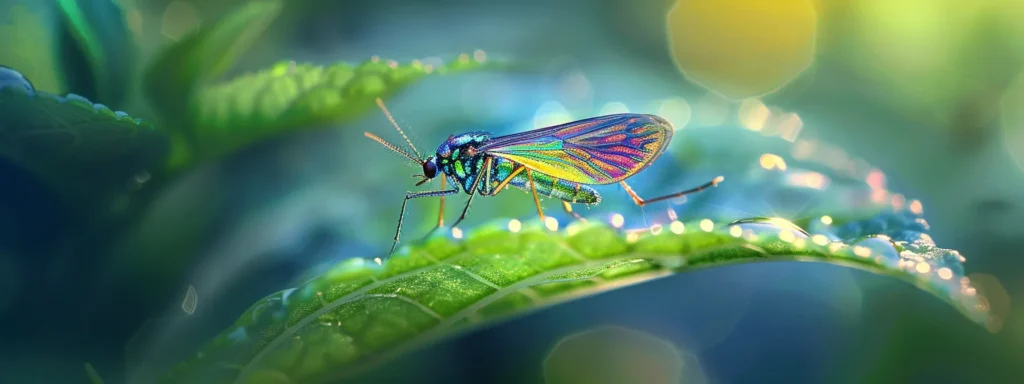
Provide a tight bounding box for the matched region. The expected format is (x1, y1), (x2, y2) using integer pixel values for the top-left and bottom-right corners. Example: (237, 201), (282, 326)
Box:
(84, 362), (106, 384)
(0, 67), (169, 204)
(162, 209), (995, 384)
(183, 54), (507, 165)
(142, 0), (283, 131)
(54, 0), (136, 109)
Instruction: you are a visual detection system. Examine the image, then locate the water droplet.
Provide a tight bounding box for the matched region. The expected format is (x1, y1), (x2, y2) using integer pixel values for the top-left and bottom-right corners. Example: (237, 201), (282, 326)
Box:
(649, 224), (663, 235)
(849, 235), (900, 267)
(0, 65), (34, 93)
(728, 217), (810, 240)
(181, 285), (198, 315)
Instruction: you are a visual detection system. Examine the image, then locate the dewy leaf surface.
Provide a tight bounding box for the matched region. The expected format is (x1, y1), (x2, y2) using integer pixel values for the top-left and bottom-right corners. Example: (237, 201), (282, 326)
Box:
(0, 67), (169, 201)
(186, 54), (508, 164)
(163, 208), (995, 384)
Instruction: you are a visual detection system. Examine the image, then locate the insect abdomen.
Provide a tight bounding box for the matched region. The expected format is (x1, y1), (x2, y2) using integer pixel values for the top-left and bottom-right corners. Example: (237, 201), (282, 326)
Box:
(487, 158), (601, 204)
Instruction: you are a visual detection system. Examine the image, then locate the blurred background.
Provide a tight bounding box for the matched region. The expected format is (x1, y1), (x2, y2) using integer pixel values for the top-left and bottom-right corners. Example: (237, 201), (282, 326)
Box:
(2, 0), (1024, 382)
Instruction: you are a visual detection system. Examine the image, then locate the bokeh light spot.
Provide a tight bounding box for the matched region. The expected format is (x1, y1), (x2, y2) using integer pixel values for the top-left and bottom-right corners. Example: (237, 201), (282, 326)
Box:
(161, 1), (199, 41)
(656, 98), (692, 130)
(599, 102), (630, 115)
(666, 0), (818, 99)
(544, 326), (702, 384)
(508, 219), (522, 233)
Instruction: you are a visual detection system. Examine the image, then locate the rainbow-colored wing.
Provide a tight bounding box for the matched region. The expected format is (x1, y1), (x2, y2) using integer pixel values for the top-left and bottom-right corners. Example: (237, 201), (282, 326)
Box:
(478, 113), (673, 185)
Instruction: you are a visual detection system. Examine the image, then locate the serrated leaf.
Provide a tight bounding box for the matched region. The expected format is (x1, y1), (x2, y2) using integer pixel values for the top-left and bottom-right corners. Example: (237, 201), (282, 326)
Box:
(0, 67), (169, 202)
(186, 54), (507, 164)
(54, 0), (136, 109)
(162, 206), (994, 384)
(142, 0), (282, 130)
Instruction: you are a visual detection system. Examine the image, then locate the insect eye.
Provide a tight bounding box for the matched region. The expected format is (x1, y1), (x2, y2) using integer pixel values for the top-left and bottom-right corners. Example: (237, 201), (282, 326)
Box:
(423, 159), (438, 178)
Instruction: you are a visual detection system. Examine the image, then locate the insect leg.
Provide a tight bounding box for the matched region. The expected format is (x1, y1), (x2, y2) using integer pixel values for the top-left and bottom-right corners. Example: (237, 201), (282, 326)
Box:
(437, 176), (447, 227)
(388, 187), (459, 260)
(526, 169), (545, 220)
(619, 176), (725, 207)
(490, 165), (525, 196)
(561, 201), (587, 223)
(450, 157), (491, 229)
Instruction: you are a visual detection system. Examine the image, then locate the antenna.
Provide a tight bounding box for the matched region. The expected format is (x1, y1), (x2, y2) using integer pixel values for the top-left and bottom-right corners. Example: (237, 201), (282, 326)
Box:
(364, 132), (422, 164)
(375, 98), (422, 159)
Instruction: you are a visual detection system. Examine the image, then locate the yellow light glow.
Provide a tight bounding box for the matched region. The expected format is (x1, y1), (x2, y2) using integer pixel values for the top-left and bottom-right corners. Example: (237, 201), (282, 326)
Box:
(670, 220), (685, 234)
(508, 219), (522, 233)
(699, 219), (714, 232)
(820, 215), (833, 225)
(759, 153), (787, 171)
(611, 214), (625, 228)
(374, 257), (382, 265)
(452, 227), (463, 239)
(626, 232), (640, 243)
(778, 230), (796, 243)
(811, 234), (829, 246)
(666, 0), (818, 99)
(729, 225), (742, 237)
(915, 262), (931, 274)
(545, 217), (560, 231)
(566, 223), (581, 236)
(473, 49), (487, 62)
(852, 246), (871, 257)
(738, 98), (771, 131)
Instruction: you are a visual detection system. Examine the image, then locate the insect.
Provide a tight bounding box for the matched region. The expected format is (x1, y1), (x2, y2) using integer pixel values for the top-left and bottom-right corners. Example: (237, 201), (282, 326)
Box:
(365, 98), (724, 261)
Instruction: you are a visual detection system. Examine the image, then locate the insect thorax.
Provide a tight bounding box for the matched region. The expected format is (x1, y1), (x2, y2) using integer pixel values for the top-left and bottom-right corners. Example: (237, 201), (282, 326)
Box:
(436, 132), (492, 193)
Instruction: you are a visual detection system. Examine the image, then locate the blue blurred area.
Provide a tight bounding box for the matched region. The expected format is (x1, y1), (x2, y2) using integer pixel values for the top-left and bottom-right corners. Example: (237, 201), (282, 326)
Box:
(1, 0), (1022, 383)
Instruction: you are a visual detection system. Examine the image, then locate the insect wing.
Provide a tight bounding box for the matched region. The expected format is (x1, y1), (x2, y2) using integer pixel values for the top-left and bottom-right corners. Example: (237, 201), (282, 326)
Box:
(479, 114), (673, 185)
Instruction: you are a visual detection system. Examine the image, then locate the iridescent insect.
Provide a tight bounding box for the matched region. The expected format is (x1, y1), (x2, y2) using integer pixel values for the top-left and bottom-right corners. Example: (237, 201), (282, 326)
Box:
(365, 98), (724, 261)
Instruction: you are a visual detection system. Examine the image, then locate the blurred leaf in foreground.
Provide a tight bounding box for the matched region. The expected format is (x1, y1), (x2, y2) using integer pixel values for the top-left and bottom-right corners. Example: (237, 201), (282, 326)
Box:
(142, 0), (283, 131)
(0, 66), (169, 204)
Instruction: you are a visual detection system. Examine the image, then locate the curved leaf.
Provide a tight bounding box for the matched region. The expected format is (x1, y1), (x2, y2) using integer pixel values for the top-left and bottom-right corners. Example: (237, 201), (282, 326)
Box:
(162, 208), (994, 384)
(54, 0), (136, 109)
(0, 67), (169, 203)
(185, 54), (507, 164)
(142, 0), (283, 129)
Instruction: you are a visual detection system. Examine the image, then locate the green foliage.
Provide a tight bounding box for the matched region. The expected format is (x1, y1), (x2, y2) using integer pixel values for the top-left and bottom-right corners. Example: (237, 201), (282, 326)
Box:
(163, 215), (992, 384)
(54, 0), (136, 109)
(140, 0), (505, 168)
(188, 55), (505, 164)
(0, 83), (169, 204)
(0, 4), (62, 93)
(142, 0), (283, 134)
